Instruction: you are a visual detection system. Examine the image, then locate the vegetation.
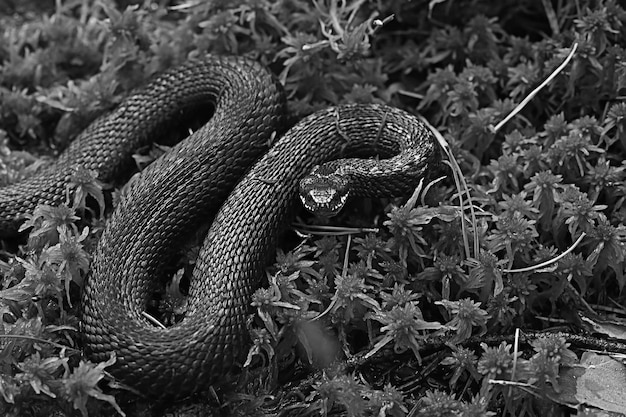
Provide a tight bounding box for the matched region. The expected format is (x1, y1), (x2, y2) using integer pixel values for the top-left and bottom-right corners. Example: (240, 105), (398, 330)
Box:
(1, 0), (626, 416)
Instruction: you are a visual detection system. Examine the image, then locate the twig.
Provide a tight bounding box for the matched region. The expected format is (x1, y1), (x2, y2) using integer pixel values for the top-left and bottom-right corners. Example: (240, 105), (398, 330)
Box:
(346, 330), (626, 372)
(293, 223), (379, 235)
(0, 334), (80, 353)
(491, 42), (578, 133)
(418, 116), (478, 260)
(502, 232), (586, 273)
(141, 312), (166, 329)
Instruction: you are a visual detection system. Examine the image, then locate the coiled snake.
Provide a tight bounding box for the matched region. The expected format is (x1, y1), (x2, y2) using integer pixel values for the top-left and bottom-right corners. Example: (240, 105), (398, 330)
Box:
(0, 56), (440, 399)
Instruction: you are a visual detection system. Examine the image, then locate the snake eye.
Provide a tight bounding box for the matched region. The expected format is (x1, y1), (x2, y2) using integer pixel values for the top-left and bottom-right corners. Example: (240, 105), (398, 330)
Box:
(299, 173), (349, 217)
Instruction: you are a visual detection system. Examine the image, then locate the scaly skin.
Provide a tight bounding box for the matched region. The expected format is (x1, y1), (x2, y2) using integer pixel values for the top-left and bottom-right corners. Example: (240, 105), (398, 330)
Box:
(1, 56), (440, 399)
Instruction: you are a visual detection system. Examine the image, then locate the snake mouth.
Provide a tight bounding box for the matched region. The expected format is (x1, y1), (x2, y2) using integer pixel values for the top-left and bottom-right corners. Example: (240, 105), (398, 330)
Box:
(299, 188), (349, 217)
(299, 170), (351, 217)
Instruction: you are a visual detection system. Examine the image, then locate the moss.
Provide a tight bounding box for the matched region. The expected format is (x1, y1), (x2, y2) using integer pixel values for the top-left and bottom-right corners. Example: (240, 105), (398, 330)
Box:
(1, 0), (626, 415)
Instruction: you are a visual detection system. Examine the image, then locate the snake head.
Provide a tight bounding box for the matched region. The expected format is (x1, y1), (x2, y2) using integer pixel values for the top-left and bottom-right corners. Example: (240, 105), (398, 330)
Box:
(299, 167), (350, 217)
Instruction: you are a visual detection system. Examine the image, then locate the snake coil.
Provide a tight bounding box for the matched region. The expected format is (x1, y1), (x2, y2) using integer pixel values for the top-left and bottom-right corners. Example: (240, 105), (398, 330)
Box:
(0, 55), (440, 399)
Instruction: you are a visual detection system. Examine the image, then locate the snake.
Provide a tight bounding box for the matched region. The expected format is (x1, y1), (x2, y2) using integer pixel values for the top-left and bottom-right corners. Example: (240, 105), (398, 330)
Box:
(0, 55), (440, 399)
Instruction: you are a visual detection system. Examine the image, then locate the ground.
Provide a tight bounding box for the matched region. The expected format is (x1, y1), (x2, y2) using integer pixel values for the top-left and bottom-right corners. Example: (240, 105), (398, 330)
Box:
(1, 0), (626, 416)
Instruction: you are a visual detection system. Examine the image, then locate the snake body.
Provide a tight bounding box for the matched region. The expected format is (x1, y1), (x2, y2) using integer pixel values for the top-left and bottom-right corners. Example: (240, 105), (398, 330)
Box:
(0, 56), (440, 398)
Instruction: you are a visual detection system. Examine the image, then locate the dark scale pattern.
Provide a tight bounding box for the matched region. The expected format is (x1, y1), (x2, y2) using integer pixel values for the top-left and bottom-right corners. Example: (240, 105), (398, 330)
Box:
(1, 56), (440, 399)
(92, 103), (437, 398)
(0, 56), (284, 236)
(79, 56), (285, 397)
(309, 106), (441, 197)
